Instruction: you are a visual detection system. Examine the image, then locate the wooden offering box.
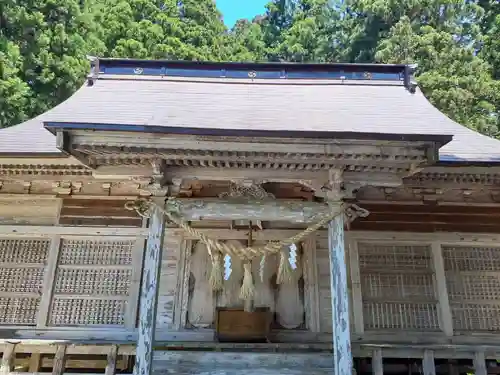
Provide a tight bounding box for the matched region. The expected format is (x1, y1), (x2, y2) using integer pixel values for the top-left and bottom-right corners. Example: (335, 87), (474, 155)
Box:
(215, 307), (272, 342)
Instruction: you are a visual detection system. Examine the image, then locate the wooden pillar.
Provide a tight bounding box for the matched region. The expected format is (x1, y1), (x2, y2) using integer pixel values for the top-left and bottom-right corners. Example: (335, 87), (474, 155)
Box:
(431, 242), (453, 336)
(474, 352), (487, 375)
(1, 343), (15, 375)
(347, 239), (364, 335)
(52, 345), (67, 375)
(423, 350), (436, 375)
(134, 203), (166, 375)
(372, 349), (383, 375)
(105, 345), (119, 375)
(328, 211), (352, 375)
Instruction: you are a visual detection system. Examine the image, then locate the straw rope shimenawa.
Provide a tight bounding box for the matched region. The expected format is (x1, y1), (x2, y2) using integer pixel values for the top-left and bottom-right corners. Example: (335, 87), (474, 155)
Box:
(125, 197), (369, 309)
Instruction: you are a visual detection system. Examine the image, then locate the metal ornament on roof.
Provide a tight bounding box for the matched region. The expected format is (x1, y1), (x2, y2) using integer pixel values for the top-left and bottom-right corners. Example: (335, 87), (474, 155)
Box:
(134, 67), (144, 75)
(248, 71), (257, 78)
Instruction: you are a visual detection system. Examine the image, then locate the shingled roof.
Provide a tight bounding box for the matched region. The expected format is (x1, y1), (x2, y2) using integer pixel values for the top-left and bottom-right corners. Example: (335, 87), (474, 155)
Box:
(1, 58), (499, 162)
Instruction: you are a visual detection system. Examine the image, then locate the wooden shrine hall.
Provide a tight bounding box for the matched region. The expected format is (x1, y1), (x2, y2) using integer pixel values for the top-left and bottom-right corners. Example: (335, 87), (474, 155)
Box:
(1, 58), (500, 375)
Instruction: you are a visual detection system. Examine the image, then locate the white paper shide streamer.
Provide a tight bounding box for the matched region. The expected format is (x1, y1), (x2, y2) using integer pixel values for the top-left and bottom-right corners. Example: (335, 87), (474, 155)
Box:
(223, 254), (232, 281)
(289, 243), (297, 270)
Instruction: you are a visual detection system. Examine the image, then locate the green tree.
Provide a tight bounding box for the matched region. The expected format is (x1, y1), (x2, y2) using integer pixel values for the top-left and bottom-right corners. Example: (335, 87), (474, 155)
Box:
(376, 17), (499, 136)
(0, 39), (30, 128)
(95, 0), (229, 60)
(228, 18), (267, 62)
(0, 0), (105, 119)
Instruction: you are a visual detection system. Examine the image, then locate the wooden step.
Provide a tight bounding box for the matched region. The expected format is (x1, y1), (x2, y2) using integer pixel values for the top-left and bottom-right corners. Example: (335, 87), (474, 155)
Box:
(152, 351), (333, 375)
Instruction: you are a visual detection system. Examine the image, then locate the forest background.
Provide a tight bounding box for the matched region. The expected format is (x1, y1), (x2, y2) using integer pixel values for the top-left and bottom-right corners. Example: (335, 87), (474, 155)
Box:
(0, 0), (499, 138)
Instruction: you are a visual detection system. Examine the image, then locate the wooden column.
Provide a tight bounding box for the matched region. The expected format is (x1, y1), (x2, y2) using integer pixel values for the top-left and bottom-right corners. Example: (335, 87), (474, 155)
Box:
(347, 238), (364, 335)
(328, 210), (352, 375)
(105, 345), (119, 375)
(431, 242), (453, 336)
(52, 345), (67, 375)
(474, 352), (487, 375)
(1, 343), (15, 375)
(372, 349), (383, 375)
(134, 202), (166, 375)
(423, 350), (436, 375)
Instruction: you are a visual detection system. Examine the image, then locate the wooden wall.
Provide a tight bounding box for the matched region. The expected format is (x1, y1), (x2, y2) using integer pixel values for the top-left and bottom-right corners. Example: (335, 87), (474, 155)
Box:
(2, 195), (500, 348)
(352, 203), (500, 233)
(156, 235), (182, 330)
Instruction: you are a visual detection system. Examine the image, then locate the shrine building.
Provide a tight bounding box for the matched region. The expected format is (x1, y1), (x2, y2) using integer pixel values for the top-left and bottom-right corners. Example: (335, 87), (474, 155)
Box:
(1, 58), (500, 375)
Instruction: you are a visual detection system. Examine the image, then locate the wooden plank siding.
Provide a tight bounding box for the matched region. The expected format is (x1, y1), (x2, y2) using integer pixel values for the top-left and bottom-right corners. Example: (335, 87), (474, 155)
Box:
(59, 199), (142, 227)
(352, 203), (500, 233)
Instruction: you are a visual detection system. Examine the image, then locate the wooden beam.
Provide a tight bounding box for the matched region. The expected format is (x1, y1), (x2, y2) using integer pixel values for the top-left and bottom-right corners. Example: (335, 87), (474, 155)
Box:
(37, 236), (61, 328)
(134, 201), (166, 375)
(348, 230), (500, 244)
(173, 198), (331, 223)
(423, 350), (436, 375)
(0, 226), (148, 237)
(358, 212), (500, 224)
(52, 345), (66, 375)
(302, 236), (320, 333)
(474, 352), (487, 375)
(431, 243), (453, 336)
(328, 210), (352, 375)
(347, 239), (364, 335)
(372, 349), (383, 375)
(359, 203), (500, 215)
(352, 221), (500, 234)
(27, 354), (40, 373)
(125, 239), (146, 329)
(1, 344), (15, 375)
(105, 345), (118, 375)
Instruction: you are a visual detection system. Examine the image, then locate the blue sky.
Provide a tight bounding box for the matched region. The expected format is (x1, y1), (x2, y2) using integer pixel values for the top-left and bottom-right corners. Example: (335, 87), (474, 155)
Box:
(216, 0), (268, 27)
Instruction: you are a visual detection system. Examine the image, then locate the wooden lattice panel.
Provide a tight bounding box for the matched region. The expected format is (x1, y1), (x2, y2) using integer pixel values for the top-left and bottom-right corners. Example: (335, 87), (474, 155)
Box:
(451, 303), (500, 331)
(0, 297), (40, 325)
(0, 238), (49, 325)
(443, 245), (500, 331)
(54, 268), (132, 295)
(363, 302), (439, 330)
(0, 239), (49, 263)
(58, 239), (133, 265)
(358, 242), (439, 331)
(0, 267), (45, 293)
(359, 244), (432, 270)
(361, 273), (435, 299)
(50, 298), (126, 325)
(443, 245), (500, 272)
(49, 239), (136, 327)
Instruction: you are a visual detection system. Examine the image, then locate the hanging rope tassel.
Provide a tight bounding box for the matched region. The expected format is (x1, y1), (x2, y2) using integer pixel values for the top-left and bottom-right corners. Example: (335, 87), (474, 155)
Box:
(276, 247), (294, 284)
(209, 250), (224, 291)
(259, 255), (266, 283)
(239, 262), (255, 305)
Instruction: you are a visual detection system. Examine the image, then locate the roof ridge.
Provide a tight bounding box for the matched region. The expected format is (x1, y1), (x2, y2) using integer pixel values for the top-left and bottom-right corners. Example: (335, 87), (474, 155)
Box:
(86, 56), (414, 90)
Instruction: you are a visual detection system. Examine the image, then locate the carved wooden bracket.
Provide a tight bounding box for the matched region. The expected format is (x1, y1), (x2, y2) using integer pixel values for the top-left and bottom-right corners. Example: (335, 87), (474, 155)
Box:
(219, 180), (275, 200)
(52, 181), (72, 195)
(135, 160), (169, 197)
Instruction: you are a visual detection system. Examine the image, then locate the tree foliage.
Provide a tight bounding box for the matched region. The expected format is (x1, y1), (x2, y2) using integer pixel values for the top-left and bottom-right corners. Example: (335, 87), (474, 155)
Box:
(0, 0), (498, 135)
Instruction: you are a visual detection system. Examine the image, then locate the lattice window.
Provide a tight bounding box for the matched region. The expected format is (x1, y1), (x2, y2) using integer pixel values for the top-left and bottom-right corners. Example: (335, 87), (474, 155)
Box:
(443, 245), (500, 331)
(0, 238), (50, 325)
(58, 240), (133, 265)
(50, 298), (126, 326)
(358, 243), (439, 331)
(49, 239), (135, 327)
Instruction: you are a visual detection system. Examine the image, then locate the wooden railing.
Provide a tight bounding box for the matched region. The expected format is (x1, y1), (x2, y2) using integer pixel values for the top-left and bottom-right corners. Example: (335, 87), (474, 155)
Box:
(0, 342), (134, 375)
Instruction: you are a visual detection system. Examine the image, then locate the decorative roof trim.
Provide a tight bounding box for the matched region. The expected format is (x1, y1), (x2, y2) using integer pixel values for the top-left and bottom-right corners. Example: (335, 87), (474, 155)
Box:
(90, 56), (416, 90)
(45, 121), (453, 145)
